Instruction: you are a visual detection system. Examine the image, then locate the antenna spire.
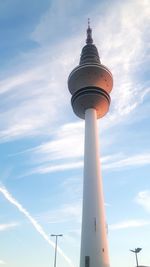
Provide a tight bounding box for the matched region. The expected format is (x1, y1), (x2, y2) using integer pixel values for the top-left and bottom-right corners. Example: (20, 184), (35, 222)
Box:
(86, 18), (93, 44)
(88, 18), (90, 28)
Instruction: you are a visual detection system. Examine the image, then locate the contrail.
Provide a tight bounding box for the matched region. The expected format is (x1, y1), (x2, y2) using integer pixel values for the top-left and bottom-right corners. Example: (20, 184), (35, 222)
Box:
(0, 185), (75, 267)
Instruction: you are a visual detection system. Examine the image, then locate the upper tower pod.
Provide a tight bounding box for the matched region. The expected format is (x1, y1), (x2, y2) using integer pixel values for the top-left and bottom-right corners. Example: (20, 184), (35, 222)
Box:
(68, 21), (113, 119)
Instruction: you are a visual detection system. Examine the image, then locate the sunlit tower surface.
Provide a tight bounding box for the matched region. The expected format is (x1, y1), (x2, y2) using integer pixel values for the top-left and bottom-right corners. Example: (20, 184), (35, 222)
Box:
(68, 21), (113, 267)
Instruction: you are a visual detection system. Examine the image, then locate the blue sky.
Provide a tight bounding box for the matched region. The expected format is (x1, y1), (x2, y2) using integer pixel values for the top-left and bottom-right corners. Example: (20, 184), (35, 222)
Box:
(0, 0), (150, 266)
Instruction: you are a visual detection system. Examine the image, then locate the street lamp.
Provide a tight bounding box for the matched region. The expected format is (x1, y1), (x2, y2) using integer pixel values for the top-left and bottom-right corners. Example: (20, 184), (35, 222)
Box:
(51, 234), (63, 267)
(130, 248), (142, 267)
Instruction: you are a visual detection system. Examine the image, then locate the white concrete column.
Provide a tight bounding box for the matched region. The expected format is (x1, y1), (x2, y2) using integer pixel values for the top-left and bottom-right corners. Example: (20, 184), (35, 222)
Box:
(80, 108), (110, 267)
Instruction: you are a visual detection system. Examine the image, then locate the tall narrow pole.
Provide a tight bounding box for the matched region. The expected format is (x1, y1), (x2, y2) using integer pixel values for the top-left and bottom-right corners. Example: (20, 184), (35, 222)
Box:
(54, 235), (58, 267)
(135, 252), (139, 267)
(80, 108), (109, 267)
(51, 234), (63, 267)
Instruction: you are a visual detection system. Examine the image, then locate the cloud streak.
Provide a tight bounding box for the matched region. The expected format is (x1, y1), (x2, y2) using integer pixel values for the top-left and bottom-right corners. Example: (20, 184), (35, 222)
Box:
(103, 153), (150, 170)
(25, 161), (83, 176)
(109, 219), (150, 230)
(37, 202), (82, 225)
(20, 152), (150, 177)
(0, 222), (19, 232)
(0, 185), (75, 267)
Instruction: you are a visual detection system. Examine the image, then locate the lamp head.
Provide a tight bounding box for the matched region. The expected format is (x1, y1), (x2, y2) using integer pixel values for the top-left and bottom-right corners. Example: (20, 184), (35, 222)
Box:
(130, 248), (142, 253)
(135, 248), (142, 253)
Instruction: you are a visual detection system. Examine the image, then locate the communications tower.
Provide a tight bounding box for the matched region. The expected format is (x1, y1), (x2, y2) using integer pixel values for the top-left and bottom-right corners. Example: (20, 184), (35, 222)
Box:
(68, 21), (113, 267)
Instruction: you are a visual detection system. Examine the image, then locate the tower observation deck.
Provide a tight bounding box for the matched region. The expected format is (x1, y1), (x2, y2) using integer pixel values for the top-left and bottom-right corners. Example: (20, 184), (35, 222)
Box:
(68, 21), (113, 120)
(68, 21), (113, 267)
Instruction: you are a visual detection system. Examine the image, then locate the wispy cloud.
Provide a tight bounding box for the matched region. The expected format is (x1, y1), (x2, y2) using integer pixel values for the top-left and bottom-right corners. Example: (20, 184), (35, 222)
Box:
(0, 260), (6, 265)
(103, 153), (150, 170)
(38, 202), (82, 224)
(0, 63), (64, 142)
(135, 191), (150, 213)
(30, 121), (84, 162)
(22, 161), (83, 177)
(20, 152), (150, 177)
(109, 219), (150, 230)
(21, 121), (119, 164)
(0, 45), (73, 142)
(0, 185), (76, 267)
(31, 0), (84, 46)
(0, 222), (19, 232)
(0, 0), (149, 144)
(95, 0), (150, 115)
(8, 2), (150, 176)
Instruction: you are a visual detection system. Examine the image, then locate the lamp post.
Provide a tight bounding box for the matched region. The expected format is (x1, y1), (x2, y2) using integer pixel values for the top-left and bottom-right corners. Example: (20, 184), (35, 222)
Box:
(130, 248), (142, 267)
(51, 234), (63, 267)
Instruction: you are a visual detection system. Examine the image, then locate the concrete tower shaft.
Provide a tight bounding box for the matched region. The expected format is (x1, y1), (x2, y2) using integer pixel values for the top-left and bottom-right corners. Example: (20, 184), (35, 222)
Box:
(68, 24), (113, 119)
(81, 108), (110, 267)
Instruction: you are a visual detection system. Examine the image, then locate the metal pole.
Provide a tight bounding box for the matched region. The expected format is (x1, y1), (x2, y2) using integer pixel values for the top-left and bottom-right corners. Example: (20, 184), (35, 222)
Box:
(54, 235), (57, 267)
(51, 234), (63, 267)
(135, 252), (138, 267)
(130, 248), (142, 267)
